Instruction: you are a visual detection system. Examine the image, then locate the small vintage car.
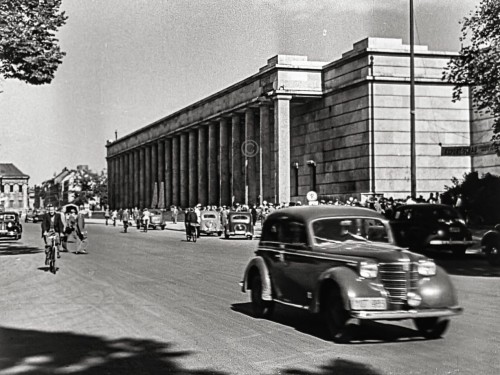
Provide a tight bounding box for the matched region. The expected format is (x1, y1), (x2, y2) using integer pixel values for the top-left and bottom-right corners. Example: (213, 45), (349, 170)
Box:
(241, 206), (462, 342)
(142, 209), (167, 230)
(31, 209), (46, 223)
(480, 224), (500, 266)
(225, 211), (254, 239)
(199, 210), (223, 236)
(0, 211), (23, 240)
(390, 204), (474, 256)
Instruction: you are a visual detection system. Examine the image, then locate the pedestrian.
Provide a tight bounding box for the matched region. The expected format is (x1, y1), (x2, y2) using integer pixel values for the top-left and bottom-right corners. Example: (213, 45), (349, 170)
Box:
(172, 205), (178, 224)
(104, 206), (110, 225)
(122, 208), (130, 233)
(75, 207), (88, 254)
(194, 204), (202, 237)
(250, 204), (258, 226)
(111, 209), (117, 226)
(142, 208), (151, 232)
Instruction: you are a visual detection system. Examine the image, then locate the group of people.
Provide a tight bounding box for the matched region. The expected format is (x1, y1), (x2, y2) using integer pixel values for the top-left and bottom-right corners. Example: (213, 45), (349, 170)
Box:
(41, 204), (88, 265)
(104, 206), (153, 232)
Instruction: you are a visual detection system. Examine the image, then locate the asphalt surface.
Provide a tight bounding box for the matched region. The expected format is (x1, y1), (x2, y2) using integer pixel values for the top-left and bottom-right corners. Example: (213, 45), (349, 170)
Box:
(0, 221), (499, 374)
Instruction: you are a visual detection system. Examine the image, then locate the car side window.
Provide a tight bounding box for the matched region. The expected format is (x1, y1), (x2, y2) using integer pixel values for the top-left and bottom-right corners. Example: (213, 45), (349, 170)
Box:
(281, 221), (308, 247)
(262, 220), (281, 243)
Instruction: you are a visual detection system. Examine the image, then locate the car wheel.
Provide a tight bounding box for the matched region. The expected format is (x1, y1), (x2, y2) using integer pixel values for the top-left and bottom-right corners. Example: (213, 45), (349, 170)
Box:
(451, 246), (467, 257)
(161, 225), (165, 230)
(414, 318), (449, 339)
(485, 243), (500, 266)
(217, 231), (222, 236)
(224, 230), (229, 239)
(250, 273), (274, 318)
(322, 286), (350, 343)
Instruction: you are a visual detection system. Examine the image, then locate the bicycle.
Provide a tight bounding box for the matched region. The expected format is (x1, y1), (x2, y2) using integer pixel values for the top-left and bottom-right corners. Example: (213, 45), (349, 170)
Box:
(46, 231), (59, 274)
(186, 223), (197, 242)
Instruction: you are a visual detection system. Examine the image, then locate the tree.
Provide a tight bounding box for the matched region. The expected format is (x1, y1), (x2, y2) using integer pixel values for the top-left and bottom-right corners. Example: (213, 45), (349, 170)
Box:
(0, 0), (67, 85)
(443, 0), (500, 143)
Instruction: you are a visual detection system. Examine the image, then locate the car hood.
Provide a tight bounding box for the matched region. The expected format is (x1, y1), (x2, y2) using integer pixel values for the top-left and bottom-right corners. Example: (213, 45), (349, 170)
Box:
(314, 242), (427, 263)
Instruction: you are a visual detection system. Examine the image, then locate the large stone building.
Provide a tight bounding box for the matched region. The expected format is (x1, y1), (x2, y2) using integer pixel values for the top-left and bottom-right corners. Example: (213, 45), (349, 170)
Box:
(0, 163), (30, 211)
(106, 37), (499, 209)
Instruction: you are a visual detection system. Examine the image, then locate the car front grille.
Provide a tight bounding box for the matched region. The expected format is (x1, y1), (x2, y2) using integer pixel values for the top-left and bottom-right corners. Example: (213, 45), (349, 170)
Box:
(379, 262), (419, 306)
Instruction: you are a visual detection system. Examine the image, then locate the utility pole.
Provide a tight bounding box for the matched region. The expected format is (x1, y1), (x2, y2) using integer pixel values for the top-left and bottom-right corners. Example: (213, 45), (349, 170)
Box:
(410, 0), (417, 198)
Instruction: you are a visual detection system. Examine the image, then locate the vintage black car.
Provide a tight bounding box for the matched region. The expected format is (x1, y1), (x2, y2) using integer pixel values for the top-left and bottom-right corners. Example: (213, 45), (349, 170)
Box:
(200, 210), (223, 236)
(31, 209), (46, 223)
(390, 204), (474, 256)
(241, 206), (462, 342)
(481, 224), (500, 266)
(142, 209), (167, 230)
(225, 212), (254, 239)
(0, 211), (23, 240)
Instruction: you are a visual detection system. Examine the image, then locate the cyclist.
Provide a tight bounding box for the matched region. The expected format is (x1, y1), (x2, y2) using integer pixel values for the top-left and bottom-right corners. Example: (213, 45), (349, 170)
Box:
(41, 204), (65, 264)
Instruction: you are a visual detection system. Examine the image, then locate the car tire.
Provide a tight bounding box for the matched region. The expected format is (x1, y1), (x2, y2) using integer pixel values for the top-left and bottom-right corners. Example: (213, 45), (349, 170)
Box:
(224, 230), (229, 239)
(250, 273), (274, 318)
(414, 318), (449, 339)
(322, 286), (350, 343)
(217, 231), (222, 236)
(161, 225), (166, 230)
(485, 243), (500, 266)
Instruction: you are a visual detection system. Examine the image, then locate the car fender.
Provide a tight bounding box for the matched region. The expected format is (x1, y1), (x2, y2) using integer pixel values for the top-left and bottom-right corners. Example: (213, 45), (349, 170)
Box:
(241, 256), (273, 301)
(481, 230), (500, 248)
(311, 266), (386, 313)
(418, 265), (459, 308)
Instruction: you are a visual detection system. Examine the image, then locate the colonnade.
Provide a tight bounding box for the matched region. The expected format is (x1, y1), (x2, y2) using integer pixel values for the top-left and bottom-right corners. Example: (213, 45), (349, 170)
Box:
(107, 95), (292, 209)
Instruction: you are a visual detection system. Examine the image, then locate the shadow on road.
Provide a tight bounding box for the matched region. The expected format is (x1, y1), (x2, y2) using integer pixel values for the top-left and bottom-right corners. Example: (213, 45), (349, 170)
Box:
(281, 358), (382, 375)
(0, 244), (42, 256)
(0, 326), (228, 375)
(420, 251), (500, 277)
(231, 303), (424, 344)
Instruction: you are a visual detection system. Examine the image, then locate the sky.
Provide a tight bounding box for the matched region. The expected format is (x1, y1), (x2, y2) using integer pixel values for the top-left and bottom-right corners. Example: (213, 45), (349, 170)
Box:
(0, 0), (479, 185)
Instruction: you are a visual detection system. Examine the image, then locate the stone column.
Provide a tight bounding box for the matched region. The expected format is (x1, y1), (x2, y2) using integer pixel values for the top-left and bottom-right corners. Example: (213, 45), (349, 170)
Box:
(144, 145), (152, 208)
(219, 117), (230, 206)
(180, 133), (189, 208)
(208, 122), (219, 205)
(106, 157), (114, 208)
(158, 140), (165, 208)
(198, 126), (208, 206)
(274, 95), (292, 204)
(188, 130), (198, 206)
(126, 152), (132, 207)
(259, 105), (273, 204)
(139, 147), (146, 208)
(231, 114), (243, 205)
(165, 138), (172, 207)
(151, 142), (158, 208)
(172, 136), (180, 206)
(123, 153), (129, 207)
(134, 149), (140, 207)
(245, 108), (257, 205)
(118, 155), (124, 208)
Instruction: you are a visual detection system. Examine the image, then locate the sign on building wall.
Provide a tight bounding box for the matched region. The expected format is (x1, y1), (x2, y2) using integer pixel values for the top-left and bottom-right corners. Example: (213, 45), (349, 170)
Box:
(441, 143), (499, 157)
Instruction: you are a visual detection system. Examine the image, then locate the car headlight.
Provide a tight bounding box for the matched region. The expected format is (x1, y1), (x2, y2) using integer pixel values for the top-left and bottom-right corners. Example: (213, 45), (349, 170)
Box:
(418, 260), (436, 276)
(359, 262), (378, 278)
(7, 222), (13, 228)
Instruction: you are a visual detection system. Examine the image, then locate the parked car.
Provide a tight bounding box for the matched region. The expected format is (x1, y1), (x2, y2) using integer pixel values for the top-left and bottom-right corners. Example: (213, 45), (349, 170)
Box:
(390, 204), (474, 256)
(480, 224), (500, 266)
(141, 209), (167, 230)
(25, 209), (35, 223)
(241, 206), (462, 342)
(0, 211), (23, 240)
(200, 210), (223, 236)
(31, 209), (46, 223)
(225, 212), (254, 239)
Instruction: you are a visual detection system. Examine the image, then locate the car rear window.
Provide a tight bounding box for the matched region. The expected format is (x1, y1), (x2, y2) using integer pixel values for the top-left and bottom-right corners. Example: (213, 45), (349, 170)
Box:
(203, 214), (217, 219)
(232, 215), (249, 221)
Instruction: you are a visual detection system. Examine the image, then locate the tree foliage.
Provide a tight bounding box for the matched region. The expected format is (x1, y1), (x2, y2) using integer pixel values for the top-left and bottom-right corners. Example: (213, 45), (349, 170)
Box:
(0, 0), (67, 85)
(443, 0), (500, 141)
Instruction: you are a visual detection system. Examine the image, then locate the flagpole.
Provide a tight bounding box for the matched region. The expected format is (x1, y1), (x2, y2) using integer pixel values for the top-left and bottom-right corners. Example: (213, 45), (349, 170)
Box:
(410, 0), (417, 198)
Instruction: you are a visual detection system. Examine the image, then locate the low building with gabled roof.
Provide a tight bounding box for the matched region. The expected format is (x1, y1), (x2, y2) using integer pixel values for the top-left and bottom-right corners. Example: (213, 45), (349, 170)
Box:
(0, 163), (30, 211)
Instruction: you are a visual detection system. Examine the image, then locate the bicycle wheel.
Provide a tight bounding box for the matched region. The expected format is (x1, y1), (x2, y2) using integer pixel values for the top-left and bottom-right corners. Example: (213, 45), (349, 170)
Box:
(50, 245), (56, 274)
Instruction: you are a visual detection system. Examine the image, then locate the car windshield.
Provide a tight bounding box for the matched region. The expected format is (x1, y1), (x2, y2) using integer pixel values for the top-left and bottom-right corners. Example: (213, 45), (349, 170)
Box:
(203, 214), (217, 219)
(312, 217), (389, 245)
(232, 215), (249, 221)
(0, 214), (16, 221)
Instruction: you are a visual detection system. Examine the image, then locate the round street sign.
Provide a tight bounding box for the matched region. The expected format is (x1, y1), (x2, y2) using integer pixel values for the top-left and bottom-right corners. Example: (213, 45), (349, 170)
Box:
(306, 191), (317, 202)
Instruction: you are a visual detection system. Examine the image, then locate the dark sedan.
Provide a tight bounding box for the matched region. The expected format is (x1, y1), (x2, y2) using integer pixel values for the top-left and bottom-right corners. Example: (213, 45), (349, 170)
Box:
(390, 204), (474, 256)
(0, 211), (23, 240)
(241, 206), (462, 342)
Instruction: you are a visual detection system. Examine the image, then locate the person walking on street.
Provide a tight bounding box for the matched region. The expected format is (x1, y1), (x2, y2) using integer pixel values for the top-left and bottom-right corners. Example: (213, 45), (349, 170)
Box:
(111, 209), (118, 226)
(75, 207), (88, 254)
(104, 207), (110, 226)
(142, 208), (151, 232)
(122, 208), (130, 233)
(172, 205), (178, 224)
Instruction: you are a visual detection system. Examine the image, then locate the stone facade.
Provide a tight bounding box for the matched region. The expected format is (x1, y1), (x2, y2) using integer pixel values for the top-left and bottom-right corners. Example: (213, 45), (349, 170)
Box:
(106, 37), (499, 209)
(0, 163), (30, 211)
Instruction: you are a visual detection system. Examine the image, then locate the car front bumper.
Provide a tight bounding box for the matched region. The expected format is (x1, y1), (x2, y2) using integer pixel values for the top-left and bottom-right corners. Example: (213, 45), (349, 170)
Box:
(351, 306), (463, 320)
(429, 240), (475, 246)
(0, 231), (20, 238)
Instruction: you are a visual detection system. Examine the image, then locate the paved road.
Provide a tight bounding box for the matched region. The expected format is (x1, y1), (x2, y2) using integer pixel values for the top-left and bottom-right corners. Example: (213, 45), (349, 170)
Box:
(0, 222), (499, 374)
